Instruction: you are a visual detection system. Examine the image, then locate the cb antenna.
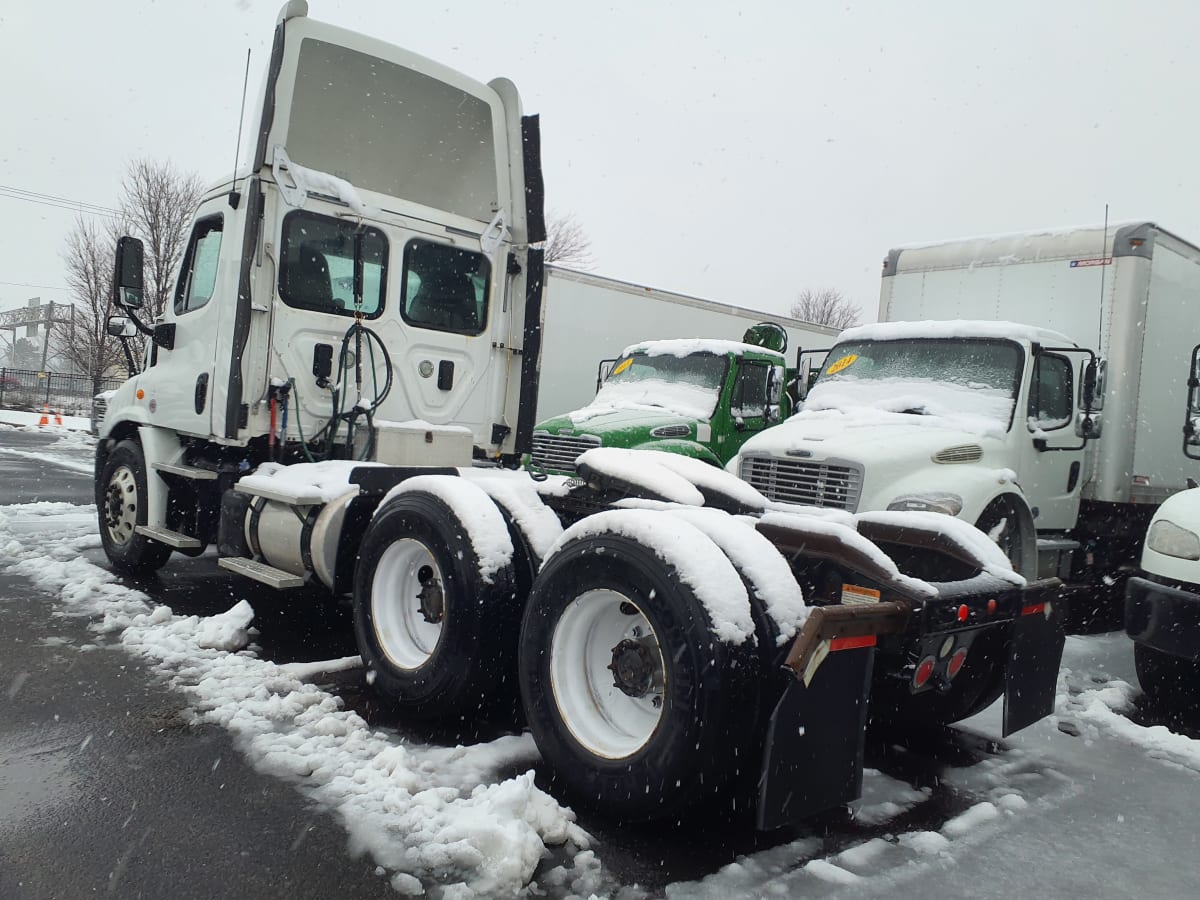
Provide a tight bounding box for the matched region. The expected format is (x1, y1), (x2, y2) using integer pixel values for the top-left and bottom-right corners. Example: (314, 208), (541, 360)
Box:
(1097, 203), (1109, 350)
(229, 48), (252, 210)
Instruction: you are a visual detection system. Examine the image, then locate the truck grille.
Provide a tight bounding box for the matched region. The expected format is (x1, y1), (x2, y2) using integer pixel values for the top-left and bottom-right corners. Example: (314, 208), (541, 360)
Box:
(739, 456), (864, 511)
(530, 432), (601, 473)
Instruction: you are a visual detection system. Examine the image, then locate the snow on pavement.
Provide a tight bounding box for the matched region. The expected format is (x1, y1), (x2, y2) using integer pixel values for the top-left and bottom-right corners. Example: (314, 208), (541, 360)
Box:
(6, 498), (1200, 897)
(0, 502), (594, 897)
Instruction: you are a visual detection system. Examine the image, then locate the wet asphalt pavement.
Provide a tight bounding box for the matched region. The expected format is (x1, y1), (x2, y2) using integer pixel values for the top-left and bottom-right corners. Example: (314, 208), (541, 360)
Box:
(6, 428), (1174, 898)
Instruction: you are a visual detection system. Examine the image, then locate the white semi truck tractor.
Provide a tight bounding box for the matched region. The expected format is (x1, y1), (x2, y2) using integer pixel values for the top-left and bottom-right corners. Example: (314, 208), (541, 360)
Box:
(94, 2), (1065, 829)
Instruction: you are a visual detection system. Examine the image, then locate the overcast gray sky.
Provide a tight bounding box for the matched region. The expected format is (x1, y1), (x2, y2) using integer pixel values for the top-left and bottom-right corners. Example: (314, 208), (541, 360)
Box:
(2, 0), (1199, 325)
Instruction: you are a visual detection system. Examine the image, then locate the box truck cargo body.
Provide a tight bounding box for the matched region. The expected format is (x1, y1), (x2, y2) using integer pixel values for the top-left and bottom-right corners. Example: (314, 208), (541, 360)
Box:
(537, 266), (836, 419)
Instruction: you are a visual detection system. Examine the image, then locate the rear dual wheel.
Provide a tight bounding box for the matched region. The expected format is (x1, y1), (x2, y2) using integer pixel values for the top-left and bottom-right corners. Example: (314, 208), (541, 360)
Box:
(519, 531), (760, 821)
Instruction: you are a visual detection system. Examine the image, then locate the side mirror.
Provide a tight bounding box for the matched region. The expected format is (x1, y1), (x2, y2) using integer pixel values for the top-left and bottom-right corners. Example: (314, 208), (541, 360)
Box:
(1076, 410), (1103, 440)
(113, 236), (145, 310)
(1081, 361), (1097, 408)
(106, 315), (138, 338)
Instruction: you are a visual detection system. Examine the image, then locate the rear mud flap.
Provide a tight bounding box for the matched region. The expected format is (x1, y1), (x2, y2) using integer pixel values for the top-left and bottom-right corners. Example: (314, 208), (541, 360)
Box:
(1002, 598), (1065, 736)
(757, 643), (875, 830)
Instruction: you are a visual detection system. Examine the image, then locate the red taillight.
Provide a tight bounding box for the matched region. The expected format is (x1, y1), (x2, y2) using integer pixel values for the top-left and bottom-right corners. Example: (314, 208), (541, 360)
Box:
(914, 656), (936, 687)
(987, 598), (997, 615)
(957, 604), (969, 623)
(947, 647), (968, 680)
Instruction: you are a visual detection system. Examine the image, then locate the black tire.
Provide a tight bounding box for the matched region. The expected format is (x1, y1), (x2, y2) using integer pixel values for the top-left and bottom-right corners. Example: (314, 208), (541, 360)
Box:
(873, 626), (1008, 727)
(976, 496), (1033, 580)
(96, 438), (172, 575)
(519, 532), (759, 821)
(352, 487), (522, 721)
(1135, 643), (1200, 712)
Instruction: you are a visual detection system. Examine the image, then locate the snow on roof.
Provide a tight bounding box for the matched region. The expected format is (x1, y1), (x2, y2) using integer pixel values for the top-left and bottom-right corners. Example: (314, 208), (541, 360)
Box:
(838, 319), (1075, 347)
(622, 338), (784, 360)
(891, 221), (1148, 254)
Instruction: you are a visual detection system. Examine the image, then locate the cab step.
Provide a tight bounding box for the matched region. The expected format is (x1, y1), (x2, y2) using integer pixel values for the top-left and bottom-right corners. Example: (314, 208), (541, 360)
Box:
(134, 525), (202, 549)
(217, 557), (305, 589)
(151, 462), (219, 480)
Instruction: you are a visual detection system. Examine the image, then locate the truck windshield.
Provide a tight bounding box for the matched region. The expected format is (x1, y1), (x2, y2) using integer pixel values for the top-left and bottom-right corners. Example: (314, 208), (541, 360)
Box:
(593, 351), (729, 419)
(810, 338), (1022, 430)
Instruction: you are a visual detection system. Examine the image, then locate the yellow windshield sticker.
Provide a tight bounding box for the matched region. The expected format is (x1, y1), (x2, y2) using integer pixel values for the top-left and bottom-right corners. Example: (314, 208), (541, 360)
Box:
(611, 357), (634, 377)
(826, 353), (858, 376)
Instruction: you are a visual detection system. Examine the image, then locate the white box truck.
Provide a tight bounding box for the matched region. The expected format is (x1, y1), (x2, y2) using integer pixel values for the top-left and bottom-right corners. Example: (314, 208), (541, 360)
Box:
(734, 222), (1200, 622)
(535, 267), (835, 419)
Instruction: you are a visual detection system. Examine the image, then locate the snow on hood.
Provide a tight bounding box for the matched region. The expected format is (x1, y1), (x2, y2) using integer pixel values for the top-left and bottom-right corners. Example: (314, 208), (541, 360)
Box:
(552, 404), (694, 433)
(572, 379), (717, 422)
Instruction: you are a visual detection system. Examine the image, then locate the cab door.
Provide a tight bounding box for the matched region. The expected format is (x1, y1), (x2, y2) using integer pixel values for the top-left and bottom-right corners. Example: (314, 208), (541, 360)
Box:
(1019, 350), (1087, 530)
(140, 199), (228, 438)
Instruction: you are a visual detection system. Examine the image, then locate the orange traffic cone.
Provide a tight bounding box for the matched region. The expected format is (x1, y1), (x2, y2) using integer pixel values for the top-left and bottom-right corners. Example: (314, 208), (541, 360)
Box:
(38, 405), (49, 427)
(54, 409), (64, 426)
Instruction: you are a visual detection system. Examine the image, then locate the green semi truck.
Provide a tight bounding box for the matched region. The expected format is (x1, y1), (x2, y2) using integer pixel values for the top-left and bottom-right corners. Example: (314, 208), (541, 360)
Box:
(529, 324), (793, 474)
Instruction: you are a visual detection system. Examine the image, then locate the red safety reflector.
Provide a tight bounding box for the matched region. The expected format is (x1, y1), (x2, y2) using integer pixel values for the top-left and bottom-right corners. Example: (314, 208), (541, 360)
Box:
(1022, 602), (1046, 617)
(830, 635), (877, 652)
(957, 604), (969, 622)
(987, 598), (997, 615)
(914, 656), (936, 687)
(947, 647), (968, 679)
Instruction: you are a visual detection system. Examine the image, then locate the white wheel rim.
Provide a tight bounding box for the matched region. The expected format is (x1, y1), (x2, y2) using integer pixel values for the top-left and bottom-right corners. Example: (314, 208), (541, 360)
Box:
(371, 539), (445, 670)
(549, 589), (665, 759)
(103, 465), (138, 547)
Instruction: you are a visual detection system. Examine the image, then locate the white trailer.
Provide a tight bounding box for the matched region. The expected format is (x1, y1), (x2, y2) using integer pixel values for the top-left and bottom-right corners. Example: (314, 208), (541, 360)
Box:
(735, 222), (1200, 621)
(537, 267), (835, 418)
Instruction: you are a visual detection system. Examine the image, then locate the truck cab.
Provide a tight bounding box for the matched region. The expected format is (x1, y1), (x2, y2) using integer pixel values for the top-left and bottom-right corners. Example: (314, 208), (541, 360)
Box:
(530, 336), (789, 475)
(733, 320), (1101, 579)
(97, 2), (544, 559)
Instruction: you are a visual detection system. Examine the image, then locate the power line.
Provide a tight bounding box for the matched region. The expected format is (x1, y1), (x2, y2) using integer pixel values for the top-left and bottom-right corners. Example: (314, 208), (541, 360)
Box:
(0, 184), (121, 219)
(0, 280), (73, 292)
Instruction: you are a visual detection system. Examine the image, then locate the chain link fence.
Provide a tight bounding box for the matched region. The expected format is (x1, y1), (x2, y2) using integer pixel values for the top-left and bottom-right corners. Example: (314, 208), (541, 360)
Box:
(0, 368), (124, 417)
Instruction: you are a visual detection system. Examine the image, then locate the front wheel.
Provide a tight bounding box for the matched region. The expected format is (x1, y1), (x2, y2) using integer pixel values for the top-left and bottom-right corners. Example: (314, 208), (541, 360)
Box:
(97, 439), (172, 575)
(519, 530), (759, 821)
(976, 496), (1034, 580)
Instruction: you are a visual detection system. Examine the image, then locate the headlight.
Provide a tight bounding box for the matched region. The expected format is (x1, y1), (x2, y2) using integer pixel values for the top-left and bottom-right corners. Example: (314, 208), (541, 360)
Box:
(1146, 519), (1200, 561)
(887, 492), (964, 517)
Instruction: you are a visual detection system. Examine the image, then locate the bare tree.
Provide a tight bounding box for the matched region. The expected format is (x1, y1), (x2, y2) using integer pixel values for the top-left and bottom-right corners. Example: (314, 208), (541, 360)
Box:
(789, 288), (862, 331)
(120, 158), (204, 321)
(543, 211), (594, 269)
(53, 215), (130, 392)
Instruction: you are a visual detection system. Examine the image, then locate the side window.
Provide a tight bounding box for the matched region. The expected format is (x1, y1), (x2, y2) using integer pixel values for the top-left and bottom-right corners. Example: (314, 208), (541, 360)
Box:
(174, 216), (223, 314)
(1028, 353), (1073, 431)
(733, 361), (770, 419)
(401, 240), (490, 336)
(279, 211), (387, 318)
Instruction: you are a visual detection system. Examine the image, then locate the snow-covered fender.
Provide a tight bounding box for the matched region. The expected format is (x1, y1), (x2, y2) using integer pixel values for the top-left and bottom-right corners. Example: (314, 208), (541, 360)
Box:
(629, 438), (722, 467)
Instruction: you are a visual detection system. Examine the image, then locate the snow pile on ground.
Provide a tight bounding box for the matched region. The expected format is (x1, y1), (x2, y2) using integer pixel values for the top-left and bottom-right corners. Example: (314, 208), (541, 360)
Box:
(0, 501), (595, 897)
(1055, 636), (1200, 775)
(0, 408), (91, 430)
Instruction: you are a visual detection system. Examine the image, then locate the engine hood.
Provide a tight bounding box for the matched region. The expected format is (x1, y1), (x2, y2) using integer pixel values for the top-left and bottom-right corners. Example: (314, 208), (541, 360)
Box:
(538, 405), (698, 440)
(737, 409), (1003, 467)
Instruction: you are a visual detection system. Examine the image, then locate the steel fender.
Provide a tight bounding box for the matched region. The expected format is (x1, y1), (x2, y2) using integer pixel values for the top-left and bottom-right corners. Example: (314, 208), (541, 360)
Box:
(629, 439), (721, 466)
(135, 426), (185, 529)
